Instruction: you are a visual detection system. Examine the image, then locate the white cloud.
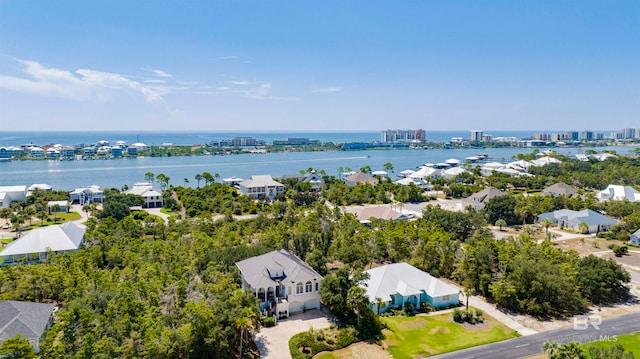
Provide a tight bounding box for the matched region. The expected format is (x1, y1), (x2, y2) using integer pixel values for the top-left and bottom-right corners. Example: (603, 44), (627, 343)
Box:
(0, 59), (165, 103)
(313, 86), (343, 93)
(143, 67), (172, 78)
(228, 80), (251, 85)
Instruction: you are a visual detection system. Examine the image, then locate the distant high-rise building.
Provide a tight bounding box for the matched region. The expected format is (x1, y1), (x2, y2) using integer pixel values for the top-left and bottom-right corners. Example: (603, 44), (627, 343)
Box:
(470, 130), (483, 142)
(580, 131), (593, 141)
(622, 128), (636, 139)
(595, 132), (604, 140)
(636, 129), (640, 139)
(381, 129), (425, 143)
(482, 134), (493, 142)
(567, 131), (579, 141)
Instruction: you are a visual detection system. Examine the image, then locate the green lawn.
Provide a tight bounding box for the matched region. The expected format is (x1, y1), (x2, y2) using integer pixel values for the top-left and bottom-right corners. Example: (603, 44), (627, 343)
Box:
(581, 331), (640, 357)
(31, 211), (81, 227)
(382, 311), (519, 358)
(0, 237), (14, 245)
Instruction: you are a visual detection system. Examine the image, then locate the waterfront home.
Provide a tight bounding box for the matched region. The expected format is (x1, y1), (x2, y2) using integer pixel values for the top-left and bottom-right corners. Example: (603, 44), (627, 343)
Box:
(361, 262), (460, 314)
(345, 172), (379, 186)
(281, 171), (325, 192)
(530, 156), (562, 167)
(409, 166), (441, 180)
(47, 200), (69, 213)
(596, 185), (640, 202)
(0, 185), (27, 208)
(27, 183), (53, 195)
(131, 142), (148, 151)
(442, 166), (468, 180)
(0, 301), (56, 353)
(239, 175), (284, 200)
(110, 146), (123, 157)
(236, 249), (322, 318)
(45, 148), (60, 158)
(537, 209), (617, 234)
(0, 222), (85, 265)
(0, 147), (12, 159)
(223, 176), (244, 187)
(126, 146), (138, 156)
(83, 147), (95, 156)
(69, 185), (104, 205)
(630, 228), (640, 246)
(61, 146), (75, 157)
(125, 183), (163, 208)
(371, 170), (389, 178)
(542, 182), (579, 198)
(29, 147), (44, 157)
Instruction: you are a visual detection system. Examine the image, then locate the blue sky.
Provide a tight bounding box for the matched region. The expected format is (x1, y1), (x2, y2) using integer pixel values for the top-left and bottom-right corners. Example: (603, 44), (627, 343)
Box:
(0, 1), (638, 131)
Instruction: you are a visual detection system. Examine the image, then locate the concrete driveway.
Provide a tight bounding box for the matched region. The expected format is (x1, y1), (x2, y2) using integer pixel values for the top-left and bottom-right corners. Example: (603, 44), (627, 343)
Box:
(254, 308), (332, 359)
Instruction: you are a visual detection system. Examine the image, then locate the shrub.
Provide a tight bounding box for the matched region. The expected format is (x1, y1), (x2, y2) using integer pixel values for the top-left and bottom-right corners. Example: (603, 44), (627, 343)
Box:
(419, 301), (433, 313)
(403, 302), (415, 315)
(453, 308), (463, 322)
(263, 316), (276, 328)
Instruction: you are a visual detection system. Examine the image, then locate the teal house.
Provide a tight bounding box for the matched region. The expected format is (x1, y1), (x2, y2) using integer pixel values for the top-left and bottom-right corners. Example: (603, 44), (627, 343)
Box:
(361, 262), (460, 313)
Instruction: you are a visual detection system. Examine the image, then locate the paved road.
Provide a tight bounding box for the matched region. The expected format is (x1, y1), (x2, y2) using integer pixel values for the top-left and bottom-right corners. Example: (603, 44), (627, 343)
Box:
(431, 312), (640, 359)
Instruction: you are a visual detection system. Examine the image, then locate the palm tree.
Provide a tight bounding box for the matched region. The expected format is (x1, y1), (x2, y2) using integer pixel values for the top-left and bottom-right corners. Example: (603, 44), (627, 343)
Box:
(183, 178), (189, 186)
(541, 218), (552, 235)
(194, 174), (203, 188)
(236, 316), (252, 358)
(559, 341), (587, 359)
(144, 171), (155, 183)
(543, 341), (561, 359)
(375, 297), (386, 316)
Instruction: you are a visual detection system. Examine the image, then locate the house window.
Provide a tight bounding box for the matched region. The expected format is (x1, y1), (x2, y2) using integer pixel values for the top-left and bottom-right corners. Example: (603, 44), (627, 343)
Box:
(305, 281), (312, 293)
(442, 295), (450, 302)
(296, 282), (303, 294)
(288, 286), (292, 295)
(315, 282), (319, 291)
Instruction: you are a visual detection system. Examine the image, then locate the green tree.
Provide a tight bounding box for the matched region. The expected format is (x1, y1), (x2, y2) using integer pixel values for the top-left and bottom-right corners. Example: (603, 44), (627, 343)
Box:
(383, 162), (394, 173)
(0, 334), (36, 359)
(495, 218), (507, 231)
(195, 173), (203, 188)
(156, 173), (170, 191)
(144, 171), (155, 183)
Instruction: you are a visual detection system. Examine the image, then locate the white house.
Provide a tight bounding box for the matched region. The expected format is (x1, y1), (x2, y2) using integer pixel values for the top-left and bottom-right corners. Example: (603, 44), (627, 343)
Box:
(125, 183), (163, 208)
(0, 222), (85, 265)
(239, 175), (284, 200)
(69, 185), (104, 205)
(596, 185), (640, 202)
(0, 185), (27, 208)
(361, 262), (460, 314)
(537, 209), (618, 234)
(236, 249), (322, 318)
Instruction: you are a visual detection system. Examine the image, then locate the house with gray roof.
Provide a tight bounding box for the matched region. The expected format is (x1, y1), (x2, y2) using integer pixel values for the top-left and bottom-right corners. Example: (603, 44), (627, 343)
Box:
(0, 222), (85, 265)
(631, 228), (640, 246)
(0, 300), (56, 353)
(239, 175), (285, 200)
(281, 171), (325, 192)
(361, 262), (460, 314)
(355, 206), (407, 223)
(345, 172), (379, 186)
(236, 249), (322, 319)
(537, 209), (618, 234)
(461, 186), (506, 210)
(542, 182), (578, 198)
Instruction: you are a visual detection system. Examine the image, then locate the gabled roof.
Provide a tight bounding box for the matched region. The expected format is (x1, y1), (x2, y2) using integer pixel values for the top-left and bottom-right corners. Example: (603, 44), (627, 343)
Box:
(345, 172), (379, 185)
(356, 207), (405, 221)
(538, 209), (618, 227)
(0, 301), (55, 347)
(543, 182), (578, 198)
(1, 222), (85, 257)
(530, 156), (562, 166)
(125, 183), (162, 197)
(409, 167), (440, 179)
(239, 175), (284, 188)
(467, 186), (506, 204)
(631, 228), (640, 238)
(236, 249), (322, 290)
(362, 263), (459, 303)
(597, 185), (640, 202)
